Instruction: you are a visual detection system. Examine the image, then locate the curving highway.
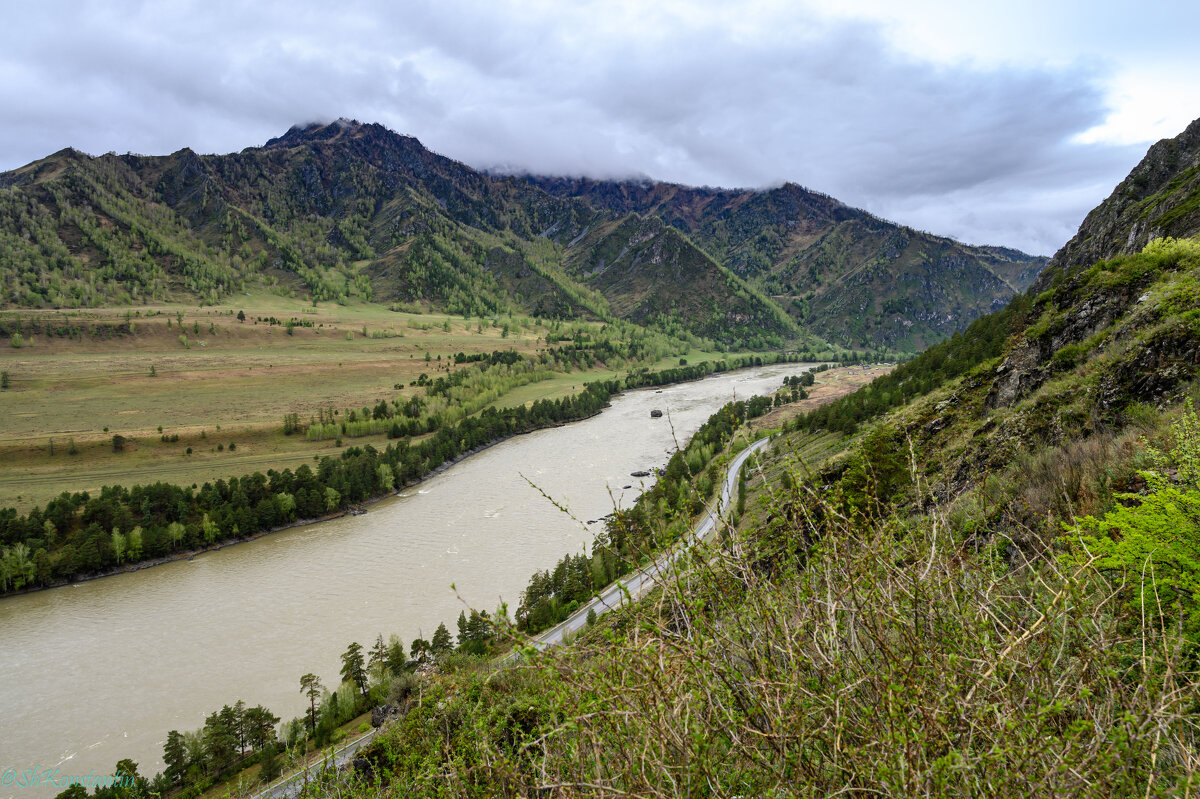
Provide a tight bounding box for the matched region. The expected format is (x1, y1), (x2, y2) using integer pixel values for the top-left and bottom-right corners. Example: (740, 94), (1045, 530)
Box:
(531, 435), (770, 648)
(256, 435), (771, 799)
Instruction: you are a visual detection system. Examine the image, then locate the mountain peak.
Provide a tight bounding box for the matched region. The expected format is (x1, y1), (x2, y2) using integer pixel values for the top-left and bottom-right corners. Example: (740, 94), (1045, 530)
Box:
(260, 118), (419, 152)
(263, 118), (361, 148)
(1038, 114), (1200, 289)
(0, 146), (89, 188)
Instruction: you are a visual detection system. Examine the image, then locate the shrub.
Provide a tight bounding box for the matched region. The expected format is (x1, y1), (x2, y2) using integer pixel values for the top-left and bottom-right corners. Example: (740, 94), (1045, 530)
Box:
(1067, 399), (1200, 639)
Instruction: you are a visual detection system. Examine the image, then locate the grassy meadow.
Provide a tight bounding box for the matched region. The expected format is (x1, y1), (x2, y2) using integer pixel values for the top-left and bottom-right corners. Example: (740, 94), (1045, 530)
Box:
(0, 297), (742, 510)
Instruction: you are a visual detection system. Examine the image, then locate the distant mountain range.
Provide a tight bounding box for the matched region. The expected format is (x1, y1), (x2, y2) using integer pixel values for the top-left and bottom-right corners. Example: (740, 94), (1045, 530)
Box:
(0, 119), (1047, 351)
(528, 175), (1046, 350)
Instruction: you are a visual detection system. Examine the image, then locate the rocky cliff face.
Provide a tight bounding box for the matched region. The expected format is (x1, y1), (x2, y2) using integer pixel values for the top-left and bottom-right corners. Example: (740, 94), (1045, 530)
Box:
(1036, 117), (1200, 291)
(980, 117), (1200, 413)
(871, 118), (1200, 527)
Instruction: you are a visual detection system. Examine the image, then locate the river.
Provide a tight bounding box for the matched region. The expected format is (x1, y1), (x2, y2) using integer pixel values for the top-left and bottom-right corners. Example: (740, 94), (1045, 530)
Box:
(0, 362), (815, 796)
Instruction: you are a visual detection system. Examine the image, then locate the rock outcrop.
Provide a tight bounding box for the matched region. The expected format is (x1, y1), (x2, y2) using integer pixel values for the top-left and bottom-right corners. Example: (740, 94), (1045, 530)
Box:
(1036, 117), (1200, 291)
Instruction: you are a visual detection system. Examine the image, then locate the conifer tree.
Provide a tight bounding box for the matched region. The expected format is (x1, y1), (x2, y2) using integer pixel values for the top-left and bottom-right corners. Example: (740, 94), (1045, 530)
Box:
(431, 622), (453, 655)
(340, 641), (368, 698)
(299, 673), (322, 731)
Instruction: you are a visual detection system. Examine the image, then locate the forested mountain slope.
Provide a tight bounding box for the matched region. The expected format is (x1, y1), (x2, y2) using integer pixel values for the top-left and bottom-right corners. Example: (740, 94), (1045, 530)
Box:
(529, 175), (1047, 350)
(560, 212), (801, 348)
(1, 119), (1041, 352)
(0, 122), (599, 318)
(0, 121), (799, 348)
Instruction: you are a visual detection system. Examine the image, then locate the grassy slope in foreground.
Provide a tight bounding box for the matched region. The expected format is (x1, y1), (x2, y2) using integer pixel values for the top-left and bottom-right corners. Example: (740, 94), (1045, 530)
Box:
(332, 238), (1200, 797)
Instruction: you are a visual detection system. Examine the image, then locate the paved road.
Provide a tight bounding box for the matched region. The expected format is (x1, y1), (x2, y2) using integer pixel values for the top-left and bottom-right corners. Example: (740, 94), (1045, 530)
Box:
(256, 729), (378, 799)
(531, 435), (771, 648)
(255, 436), (771, 798)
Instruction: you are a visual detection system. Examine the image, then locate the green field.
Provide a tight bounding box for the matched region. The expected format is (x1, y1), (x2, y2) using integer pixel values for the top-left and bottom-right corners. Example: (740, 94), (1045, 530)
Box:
(0, 297), (737, 509)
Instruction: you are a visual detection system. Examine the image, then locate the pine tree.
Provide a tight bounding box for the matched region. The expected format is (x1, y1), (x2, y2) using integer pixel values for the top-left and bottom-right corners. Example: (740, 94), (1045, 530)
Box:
(242, 705), (279, 751)
(163, 730), (186, 786)
(369, 633), (386, 674)
(456, 611), (469, 648)
(340, 641), (368, 698)
(299, 673), (322, 731)
(259, 742), (281, 784)
(431, 622), (453, 655)
(202, 708), (238, 772)
(385, 635), (407, 674)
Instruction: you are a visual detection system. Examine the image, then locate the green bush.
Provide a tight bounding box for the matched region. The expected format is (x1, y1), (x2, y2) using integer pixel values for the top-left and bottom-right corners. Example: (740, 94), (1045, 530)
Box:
(1067, 399), (1200, 638)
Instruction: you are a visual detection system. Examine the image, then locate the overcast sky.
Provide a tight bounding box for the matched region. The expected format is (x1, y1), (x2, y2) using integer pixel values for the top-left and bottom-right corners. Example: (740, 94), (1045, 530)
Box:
(2, 0), (1198, 255)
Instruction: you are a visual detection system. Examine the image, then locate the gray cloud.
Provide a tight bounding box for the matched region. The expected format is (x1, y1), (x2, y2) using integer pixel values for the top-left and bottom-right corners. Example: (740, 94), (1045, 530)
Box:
(0, 0), (1162, 254)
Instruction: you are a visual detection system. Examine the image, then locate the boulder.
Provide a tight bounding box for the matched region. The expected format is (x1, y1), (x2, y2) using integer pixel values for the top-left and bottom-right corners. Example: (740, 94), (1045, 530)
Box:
(371, 704), (402, 728)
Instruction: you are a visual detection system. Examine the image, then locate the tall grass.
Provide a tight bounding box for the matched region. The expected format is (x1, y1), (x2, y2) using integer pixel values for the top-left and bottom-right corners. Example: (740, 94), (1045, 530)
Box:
(330, 443), (1200, 798)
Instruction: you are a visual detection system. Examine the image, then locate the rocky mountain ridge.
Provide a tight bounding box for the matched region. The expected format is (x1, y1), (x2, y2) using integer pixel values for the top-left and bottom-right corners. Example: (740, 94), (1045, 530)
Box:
(1036, 116), (1200, 291)
(1, 119), (1044, 351)
(821, 116), (1200, 540)
(527, 174), (1047, 350)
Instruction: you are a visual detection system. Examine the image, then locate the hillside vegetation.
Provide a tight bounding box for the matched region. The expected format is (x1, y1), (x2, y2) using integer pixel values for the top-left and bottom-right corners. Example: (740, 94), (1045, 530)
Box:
(0, 122), (809, 351)
(277, 120), (1200, 796)
(0, 119), (1043, 353)
(530, 175), (1046, 350)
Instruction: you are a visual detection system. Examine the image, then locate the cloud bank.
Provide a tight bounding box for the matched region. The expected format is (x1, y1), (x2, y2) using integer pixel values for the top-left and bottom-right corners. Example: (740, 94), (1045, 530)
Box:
(0, 0), (1162, 254)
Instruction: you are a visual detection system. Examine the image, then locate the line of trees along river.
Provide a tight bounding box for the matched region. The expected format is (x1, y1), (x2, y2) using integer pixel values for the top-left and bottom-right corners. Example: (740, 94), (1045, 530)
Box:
(0, 353), (818, 596)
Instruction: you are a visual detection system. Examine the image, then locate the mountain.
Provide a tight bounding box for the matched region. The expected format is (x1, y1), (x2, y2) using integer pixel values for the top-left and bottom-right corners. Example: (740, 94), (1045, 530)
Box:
(527, 176), (1047, 350)
(794, 114), (1200, 526)
(558, 212), (799, 347)
(0, 120), (802, 349)
(965, 117), (1200, 431)
(1034, 115), (1200, 290)
(0, 121), (601, 315)
(0, 119), (1043, 351)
